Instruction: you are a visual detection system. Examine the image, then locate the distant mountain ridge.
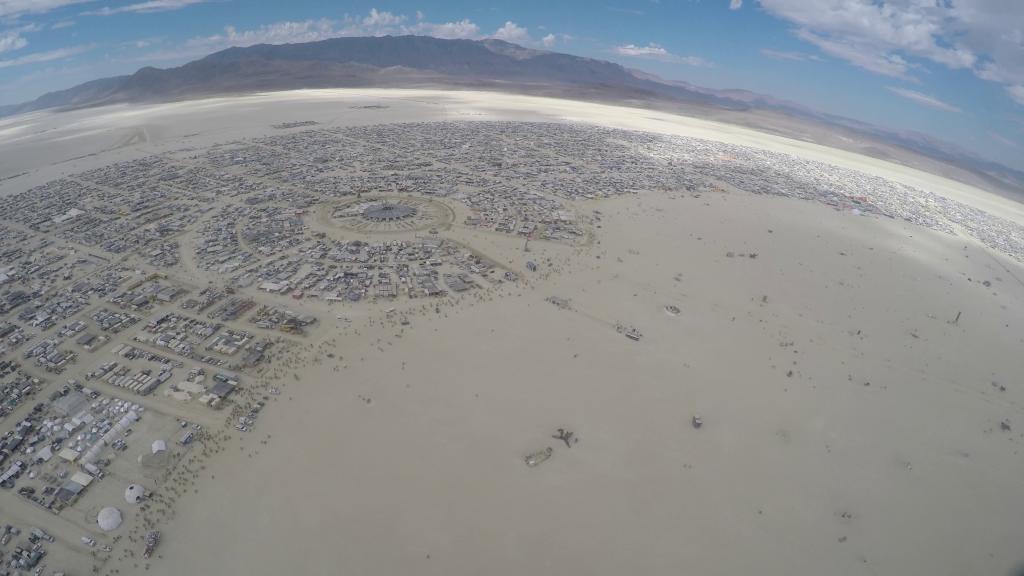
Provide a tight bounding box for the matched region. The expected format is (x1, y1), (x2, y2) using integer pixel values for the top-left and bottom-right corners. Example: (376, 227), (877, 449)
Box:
(1, 35), (1021, 196)
(1, 36), (746, 115)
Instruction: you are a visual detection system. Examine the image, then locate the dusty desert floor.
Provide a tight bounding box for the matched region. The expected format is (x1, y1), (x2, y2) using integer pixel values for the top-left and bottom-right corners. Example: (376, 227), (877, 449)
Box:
(1, 90), (1022, 576)
(149, 191), (1024, 576)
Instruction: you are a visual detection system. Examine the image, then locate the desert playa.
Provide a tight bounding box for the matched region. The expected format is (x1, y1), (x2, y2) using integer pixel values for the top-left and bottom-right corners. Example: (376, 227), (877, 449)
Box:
(0, 90), (1021, 576)
(158, 195), (1024, 576)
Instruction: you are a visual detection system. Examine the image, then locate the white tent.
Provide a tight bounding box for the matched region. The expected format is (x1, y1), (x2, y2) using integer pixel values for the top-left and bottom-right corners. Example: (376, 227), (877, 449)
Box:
(97, 507), (122, 531)
(124, 484), (145, 504)
(151, 439), (167, 454)
(70, 471), (94, 487)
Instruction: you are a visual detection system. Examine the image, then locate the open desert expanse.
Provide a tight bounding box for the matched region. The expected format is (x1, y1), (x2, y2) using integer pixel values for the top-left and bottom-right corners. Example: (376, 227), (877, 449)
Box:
(0, 90), (1021, 576)
(155, 191), (1024, 576)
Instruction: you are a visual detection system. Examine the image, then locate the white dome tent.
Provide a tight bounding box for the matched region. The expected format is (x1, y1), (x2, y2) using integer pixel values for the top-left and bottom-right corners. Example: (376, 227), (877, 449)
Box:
(124, 484), (145, 504)
(97, 506), (122, 531)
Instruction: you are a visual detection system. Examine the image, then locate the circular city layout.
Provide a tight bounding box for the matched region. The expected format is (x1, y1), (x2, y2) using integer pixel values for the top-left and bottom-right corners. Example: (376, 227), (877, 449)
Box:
(324, 195), (452, 233)
(362, 202), (418, 222)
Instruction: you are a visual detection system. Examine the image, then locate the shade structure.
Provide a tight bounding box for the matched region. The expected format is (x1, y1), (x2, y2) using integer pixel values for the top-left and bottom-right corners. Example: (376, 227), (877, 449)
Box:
(125, 484), (145, 504)
(97, 506), (122, 531)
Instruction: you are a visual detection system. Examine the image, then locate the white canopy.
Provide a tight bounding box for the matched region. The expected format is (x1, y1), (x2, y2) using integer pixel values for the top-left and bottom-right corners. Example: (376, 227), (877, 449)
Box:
(151, 439), (167, 454)
(97, 507), (122, 531)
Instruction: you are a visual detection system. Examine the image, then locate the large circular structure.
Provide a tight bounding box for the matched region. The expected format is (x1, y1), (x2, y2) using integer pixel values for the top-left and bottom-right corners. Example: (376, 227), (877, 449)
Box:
(362, 202), (417, 222)
(324, 195), (453, 234)
(97, 506), (123, 531)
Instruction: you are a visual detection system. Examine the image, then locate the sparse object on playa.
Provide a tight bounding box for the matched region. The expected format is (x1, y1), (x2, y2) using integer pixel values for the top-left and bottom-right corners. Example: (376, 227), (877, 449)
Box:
(665, 305), (680, 316)
(97, 506), (122, 531)
(525, 447), (553, 467)
(151, 439), (167, 454)
(125, 484), (145, 504)
(526, 260), (538, 272)
(546, 296), (571, 310)
(1000, 419), (1011, 432)
(615, 322), (643, 340)
(144, 530), (161, 559)
(692, 415), (704, 429)
(552, 428), (577, 448)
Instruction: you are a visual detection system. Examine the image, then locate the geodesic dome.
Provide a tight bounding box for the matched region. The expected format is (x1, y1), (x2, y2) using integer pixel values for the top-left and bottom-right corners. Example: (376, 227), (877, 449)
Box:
(125, 484), (145, 504)
(97, 506), (122, 531)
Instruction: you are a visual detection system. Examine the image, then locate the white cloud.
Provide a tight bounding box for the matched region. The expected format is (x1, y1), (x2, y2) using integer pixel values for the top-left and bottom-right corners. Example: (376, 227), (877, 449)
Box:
(491, 21), (529, 43)
(139, 10), (567, 62)
(360, 7), (405, 27)
(759, 48), (821, 62)
(795, 28), (913, 80)
(83, 0), (207, 16)
(1007, 85), (1024, 106)
(988, 131), (1020, 149)
(759, 0), (1024, 107)
(729, 0), (742, 10)
(614, 43), (710, 66)
(886, 86), (961, 113)
(139, 11), (485, 62)
(540, 33), (572, 48)
(182, 19), (339, 55)
(0, 0), (92, 18)
(483, 21), (567, 47)
(0, 29), (27, 54)
(0, 24), (49, 56)
(51, 19), (75, 29)
(127, 8), (578, 68)
(0, 43), (92, 69)
(409, 19), (479, 40)
(615, 43), (669, 57)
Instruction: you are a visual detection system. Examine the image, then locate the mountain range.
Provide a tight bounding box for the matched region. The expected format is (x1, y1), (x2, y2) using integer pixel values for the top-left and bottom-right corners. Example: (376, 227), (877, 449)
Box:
(1, 35), (1020, 197)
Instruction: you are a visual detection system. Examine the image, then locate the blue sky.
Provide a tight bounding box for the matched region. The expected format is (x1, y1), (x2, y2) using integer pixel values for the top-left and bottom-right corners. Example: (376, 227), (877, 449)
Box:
(0, 0), (1022, 168)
